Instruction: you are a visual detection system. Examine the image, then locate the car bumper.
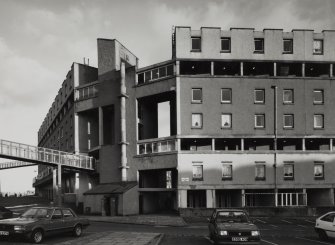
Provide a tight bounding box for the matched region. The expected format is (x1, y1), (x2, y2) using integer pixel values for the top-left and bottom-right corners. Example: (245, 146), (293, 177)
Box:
(213, 235), (260, 245)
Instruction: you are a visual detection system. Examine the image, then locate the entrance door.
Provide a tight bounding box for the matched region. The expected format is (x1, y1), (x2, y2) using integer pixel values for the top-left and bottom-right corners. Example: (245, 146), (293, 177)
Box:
(110, 197), (117, 216)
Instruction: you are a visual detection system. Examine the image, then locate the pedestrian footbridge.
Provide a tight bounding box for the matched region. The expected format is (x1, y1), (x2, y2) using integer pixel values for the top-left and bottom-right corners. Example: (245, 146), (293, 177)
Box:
(0, 139), (95, 171)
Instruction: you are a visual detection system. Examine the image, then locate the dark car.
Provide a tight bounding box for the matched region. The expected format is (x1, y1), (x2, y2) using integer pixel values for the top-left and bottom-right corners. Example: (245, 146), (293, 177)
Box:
(0, 207), (89, 243)
(0, 207), (13, 220)
(208, 209), (260, 245)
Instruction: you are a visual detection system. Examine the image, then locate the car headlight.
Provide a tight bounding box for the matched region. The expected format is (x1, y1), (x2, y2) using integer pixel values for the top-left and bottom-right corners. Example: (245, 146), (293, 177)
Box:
(251, 230), (260, 236)
(219, 230), (228, 236)
(14, 225), (26, 231)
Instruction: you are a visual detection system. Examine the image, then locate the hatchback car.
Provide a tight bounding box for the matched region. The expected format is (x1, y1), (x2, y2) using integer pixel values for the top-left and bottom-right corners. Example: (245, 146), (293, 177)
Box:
(315, 211), (335, 240)
(0, 207), (89, 243)
(0, 207), (13, 220)
(208, 209), (260, 245)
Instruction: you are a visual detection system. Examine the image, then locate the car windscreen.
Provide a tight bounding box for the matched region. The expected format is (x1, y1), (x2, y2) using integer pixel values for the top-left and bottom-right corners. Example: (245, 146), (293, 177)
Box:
(216, 211), (249, 223)
(21, 208), (53, 219)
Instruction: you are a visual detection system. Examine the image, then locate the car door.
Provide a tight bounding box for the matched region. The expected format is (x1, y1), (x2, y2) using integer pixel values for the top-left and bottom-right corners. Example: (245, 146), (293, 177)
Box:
(319, 213), (335, 238)
(48, 209), (64, 234)
(62, 209), (76, 232)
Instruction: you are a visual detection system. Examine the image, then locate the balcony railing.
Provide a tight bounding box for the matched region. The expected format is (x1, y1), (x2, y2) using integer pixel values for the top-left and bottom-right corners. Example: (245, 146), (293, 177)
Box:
(75, 83), (98, 101)
(137, 138), (177, 155)
(0, 139), (94, 170)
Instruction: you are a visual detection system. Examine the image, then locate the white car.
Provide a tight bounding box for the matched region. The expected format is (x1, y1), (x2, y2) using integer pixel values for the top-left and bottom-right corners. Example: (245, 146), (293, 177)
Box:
(315, 211), (335, 240)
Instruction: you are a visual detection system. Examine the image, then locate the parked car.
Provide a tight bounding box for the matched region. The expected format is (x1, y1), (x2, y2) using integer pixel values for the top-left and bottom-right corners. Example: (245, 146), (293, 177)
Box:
(0, 206), (89, 243)
(0, 207), (13, 220)
(315, 211), (335, 240)
(208, 209), (261, 245)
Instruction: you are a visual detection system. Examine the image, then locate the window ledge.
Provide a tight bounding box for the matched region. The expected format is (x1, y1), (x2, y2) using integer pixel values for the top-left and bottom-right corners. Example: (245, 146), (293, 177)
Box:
(220, 50), (231, 53)
(222, 177), (232, 181)
(255, 177), (266, 181)
(254, 51), (264, 54)
(284, 177), (294, 181)
(313, 102), (324, 105)
(221, 101), (232, 104)
(282, 52), (293, 54)
(192, 178), (203, 181)
(314, 177), (324, 180)
(191, 101), (202, 104)
(283, 127), (294, 130)
(191, 49), (201, 52)
(283, 102), (294, 105)
(221, 127), (232, 130)
(191, 127), (203, 129)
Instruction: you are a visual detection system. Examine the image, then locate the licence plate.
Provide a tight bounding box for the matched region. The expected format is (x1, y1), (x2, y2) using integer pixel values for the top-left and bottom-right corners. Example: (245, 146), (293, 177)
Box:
(232, 237), (248, 242)
(0, 231), (9, 236)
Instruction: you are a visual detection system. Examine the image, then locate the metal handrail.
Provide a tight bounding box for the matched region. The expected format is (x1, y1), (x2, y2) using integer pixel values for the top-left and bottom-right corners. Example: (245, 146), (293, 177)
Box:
(0, 139), (95, 170)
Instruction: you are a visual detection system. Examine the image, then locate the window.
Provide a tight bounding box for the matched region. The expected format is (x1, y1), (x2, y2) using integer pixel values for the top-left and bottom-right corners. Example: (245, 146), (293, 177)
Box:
(254, 38), (264, 53)
(221, 38), (231, 52)
(255, 164), (266, 180)
(283, 39), (293, 53)
(255, 114), (265, 128)
(192, 165), (203, 180)
(313, 89), (324, 104)
(283, 164), (294, 180)
(192, 113), (203, 128)
(62, 209), (74, 218)
(314, 163), (324, 179)
(254, 89), (265, 104)
(192, 88), (202, 103)
(321, 213), (335, 222)
(222, 164), (232, 180)
(313, 40), (323, 54)
(221, 89), (232, 103)
(52, 209), (62, 219)
(191, 37), (201, 51)
(283, 114), (294, 129)
(314, 114), (324, 129)
(283, 89), (294, 104)
(221, 114), (232, 129)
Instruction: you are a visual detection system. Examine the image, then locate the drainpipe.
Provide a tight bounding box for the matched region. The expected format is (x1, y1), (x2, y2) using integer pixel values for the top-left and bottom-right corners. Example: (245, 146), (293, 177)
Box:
(120, 61), (128, 182)
(271, 85), (278, 207)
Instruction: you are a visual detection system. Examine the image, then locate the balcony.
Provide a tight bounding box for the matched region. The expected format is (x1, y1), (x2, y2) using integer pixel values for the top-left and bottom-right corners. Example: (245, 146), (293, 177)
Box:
(75, 82), (99, 101)
(137, 137), (177, 155)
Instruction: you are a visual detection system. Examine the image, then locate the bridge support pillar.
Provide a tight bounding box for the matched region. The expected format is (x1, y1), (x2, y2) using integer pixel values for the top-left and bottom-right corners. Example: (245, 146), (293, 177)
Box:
(57, 164), (62, 206)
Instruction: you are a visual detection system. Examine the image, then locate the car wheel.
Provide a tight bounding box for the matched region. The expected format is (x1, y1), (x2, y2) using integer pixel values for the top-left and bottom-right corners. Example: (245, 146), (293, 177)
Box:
(31, 229), (43, 244)
(73, 224), (82, 237)
(318, 230), (328, 241)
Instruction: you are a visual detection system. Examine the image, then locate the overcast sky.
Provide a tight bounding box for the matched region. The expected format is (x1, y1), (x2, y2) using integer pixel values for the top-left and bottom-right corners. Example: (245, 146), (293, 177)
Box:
(0, 0), (334, 194)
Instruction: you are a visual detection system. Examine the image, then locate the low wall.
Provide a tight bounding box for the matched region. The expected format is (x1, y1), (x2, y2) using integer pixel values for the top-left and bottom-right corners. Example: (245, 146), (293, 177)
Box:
(179, 206), (335, 217)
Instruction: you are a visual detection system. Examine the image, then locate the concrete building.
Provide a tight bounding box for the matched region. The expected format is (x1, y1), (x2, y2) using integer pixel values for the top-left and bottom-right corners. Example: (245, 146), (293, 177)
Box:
(35, 27), (335, 216)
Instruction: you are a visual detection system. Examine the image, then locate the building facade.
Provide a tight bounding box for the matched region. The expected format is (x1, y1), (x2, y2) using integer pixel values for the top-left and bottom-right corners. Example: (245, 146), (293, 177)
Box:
(35, 27), (335, 215)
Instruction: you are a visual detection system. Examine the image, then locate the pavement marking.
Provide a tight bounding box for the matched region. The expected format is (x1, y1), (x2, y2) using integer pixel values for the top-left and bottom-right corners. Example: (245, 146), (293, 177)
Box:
(281, 219), (293, 224)
(256, 218), (267, 224)
(297, 224), (307, 228)
(269, 224), (279, 228)
(203, 236), (214, 244)
(261, 239), (280, 245)
(296, 236), (335, 245)
(304, 219), (315, 224)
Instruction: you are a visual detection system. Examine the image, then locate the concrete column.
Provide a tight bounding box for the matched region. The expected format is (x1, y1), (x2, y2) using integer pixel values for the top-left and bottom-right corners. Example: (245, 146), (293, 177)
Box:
(177, 138), (181, 151)
(99, 107), (104, 146)
(273, 62), (277, 76)
(120, 61), (128, 182)
(53, 168), (57, 204)
(211, 61), (214, 76)
(330, 189), (335, 206)
(176, 77), (181, 135)
(330, 64), (333, 77)
(241, 189), (246, 207)
(206, 189), (215, 208)
(240, 62), (244, 76)
(212, 138), (215, 151)
(330, 139), (333, 151)
(57, 164), (62, 206)
(302, 63), (305, 77)
(303, 188), (307, 206)
(178, 189), (187, 208)
(302, 138), (306, 151)
(241, 138), (244, 151)
(175, 60), (180, 76)
(74, 114), (80, 154)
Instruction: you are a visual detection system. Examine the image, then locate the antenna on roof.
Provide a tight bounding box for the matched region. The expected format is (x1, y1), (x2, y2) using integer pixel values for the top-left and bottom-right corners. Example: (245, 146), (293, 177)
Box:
(88, 58), (89, 66)
(83, 57), (86, 65)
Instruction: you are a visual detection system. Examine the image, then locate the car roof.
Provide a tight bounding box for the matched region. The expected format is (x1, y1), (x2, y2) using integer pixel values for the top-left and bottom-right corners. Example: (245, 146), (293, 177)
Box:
(214, 209), (246, 212)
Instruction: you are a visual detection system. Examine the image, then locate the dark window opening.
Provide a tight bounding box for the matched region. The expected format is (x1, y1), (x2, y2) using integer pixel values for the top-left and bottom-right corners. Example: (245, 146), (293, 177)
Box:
(214, 61), (240, 76)
(215, 138), (241, 151)
(254, 38), (264, 53)
(283, 39), (293, 54)
(139, 169), (177, 188)
(181, 138), (212, 151)
(244, 62), (273, 76)
(191, 37), (201, 51)
(221, 38), (231, 52)
(187, 190), (206, 208)
(180, 61), (211, 75)
(277, 63), (302, 77)
(305, 63), (330, 77)
(245, 138), (274, 151)
(305, 138), (330, 151)
(103, 106), (115, 145)
(277, 138), (302, 150)
(216, 190), (241, 208)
